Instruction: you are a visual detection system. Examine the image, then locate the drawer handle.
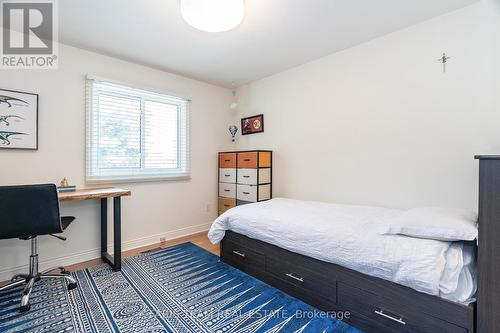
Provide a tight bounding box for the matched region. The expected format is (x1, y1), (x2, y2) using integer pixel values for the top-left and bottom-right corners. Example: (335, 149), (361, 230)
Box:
(232, 251), (246, 258)
(224, 189), (230, 192)
(224, 159), (231, 162)
(285, 273), (304, 283)
(243, 191), (250, 195)
(374, 309), (406, 325)
(224, 204), (230, 207)
(243, 159), (251, 162)
(243, 175), (250, 178)
(224, 174), (231, 177)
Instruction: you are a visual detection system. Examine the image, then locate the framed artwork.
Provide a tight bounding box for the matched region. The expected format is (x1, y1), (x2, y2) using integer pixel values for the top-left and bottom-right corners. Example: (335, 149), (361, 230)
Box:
(241, 114), (264, 135)
(0, 89), (38, 150)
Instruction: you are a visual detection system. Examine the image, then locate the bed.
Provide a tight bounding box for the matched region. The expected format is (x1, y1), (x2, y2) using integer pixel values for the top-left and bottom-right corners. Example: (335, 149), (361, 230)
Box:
(209, 198), (477, 305)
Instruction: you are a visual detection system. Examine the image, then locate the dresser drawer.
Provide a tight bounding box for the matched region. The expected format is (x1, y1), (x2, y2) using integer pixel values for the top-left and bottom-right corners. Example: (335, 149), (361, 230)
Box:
(219, 183), (236, 198)
(237, 169), (271, 185)
(237, 184), (257, 202)
(338, 283), (468, 333)
(219, 153), (236, 168)
(266, 258), (337, 303)
(222, 240), (265, 274)
(218, 197), (236, 215)
(219, 168), (236, 183)
(237, 168), (257, 185)
(237, 152), (258, 168)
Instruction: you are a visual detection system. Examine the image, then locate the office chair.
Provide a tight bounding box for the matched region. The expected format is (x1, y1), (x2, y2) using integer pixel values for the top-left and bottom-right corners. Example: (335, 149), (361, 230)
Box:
(0, 184), (77, 312)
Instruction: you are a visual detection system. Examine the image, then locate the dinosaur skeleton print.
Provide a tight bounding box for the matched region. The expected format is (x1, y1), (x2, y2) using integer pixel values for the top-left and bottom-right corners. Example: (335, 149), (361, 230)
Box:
(0, 89), (38, 149)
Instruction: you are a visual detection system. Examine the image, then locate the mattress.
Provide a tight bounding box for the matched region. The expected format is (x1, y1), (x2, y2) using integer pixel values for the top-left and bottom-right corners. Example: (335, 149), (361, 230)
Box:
(208, 198), (477, 305)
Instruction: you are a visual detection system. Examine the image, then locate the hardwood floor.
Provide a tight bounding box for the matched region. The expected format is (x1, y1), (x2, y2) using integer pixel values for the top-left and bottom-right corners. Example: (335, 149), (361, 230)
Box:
(66, 231), (219, 272)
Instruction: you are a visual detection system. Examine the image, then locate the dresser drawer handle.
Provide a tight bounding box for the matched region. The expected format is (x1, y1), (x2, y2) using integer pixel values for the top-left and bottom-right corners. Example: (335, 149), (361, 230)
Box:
(224, 159), (231, 162)
(243, 159), (251, 161)
(374, 310), (406, 325)
(224, 174), (231, 177)
(243, 191), (250, 195)
(224, 204), (230, 207)
(243, 175), (250, 178)
(285, 273), (304, 283)
(232, 251), (246, 258)
(224, 189), (230, 192)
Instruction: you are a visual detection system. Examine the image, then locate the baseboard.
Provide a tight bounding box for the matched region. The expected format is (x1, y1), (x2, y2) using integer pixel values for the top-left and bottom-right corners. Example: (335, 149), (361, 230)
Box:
(108, 222), (212, 253)
(0, 222), (211, 282)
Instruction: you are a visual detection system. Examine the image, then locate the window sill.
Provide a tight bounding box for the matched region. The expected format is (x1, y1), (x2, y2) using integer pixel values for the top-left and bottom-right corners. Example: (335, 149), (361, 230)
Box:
(85, 175), (191, 185)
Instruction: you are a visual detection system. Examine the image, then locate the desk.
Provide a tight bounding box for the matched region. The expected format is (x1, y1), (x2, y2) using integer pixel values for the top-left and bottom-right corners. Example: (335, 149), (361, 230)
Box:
(59, 188), (131, 271)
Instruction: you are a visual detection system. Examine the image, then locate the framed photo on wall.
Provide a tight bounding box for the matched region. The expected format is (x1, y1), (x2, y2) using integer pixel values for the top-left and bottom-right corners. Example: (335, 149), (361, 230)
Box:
(0, 89), (38, 150)
(241, 114), (264, 135)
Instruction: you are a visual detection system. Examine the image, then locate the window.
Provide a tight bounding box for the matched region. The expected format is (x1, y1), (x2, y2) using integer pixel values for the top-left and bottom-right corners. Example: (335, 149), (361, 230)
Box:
(86, 77), (189, 182)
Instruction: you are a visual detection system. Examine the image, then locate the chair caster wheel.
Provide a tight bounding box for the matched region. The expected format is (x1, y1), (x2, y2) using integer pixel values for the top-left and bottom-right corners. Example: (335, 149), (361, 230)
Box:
(11, 274), (26, 282)
(67, 282), (77, 290)
(20, 303), (31, 312)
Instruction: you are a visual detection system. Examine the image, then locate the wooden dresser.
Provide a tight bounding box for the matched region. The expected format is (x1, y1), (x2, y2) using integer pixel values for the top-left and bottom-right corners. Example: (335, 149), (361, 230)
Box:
(218, 150), (272, 215)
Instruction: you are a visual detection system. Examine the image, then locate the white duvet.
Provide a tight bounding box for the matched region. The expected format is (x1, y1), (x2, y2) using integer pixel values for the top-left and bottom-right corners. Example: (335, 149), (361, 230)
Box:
(208, 198), (477, 305)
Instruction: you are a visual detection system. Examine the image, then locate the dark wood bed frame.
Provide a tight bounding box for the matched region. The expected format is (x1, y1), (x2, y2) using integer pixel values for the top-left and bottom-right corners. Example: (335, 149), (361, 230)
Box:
(219, 155), (500, 333)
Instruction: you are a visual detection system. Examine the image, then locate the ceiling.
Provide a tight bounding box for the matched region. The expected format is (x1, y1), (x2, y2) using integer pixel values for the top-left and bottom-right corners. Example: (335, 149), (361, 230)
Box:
(59, 0), (478, 88)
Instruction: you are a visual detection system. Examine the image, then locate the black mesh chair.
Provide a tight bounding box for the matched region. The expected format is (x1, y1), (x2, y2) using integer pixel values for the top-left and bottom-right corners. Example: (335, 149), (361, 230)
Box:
(0, 184), (77, 312)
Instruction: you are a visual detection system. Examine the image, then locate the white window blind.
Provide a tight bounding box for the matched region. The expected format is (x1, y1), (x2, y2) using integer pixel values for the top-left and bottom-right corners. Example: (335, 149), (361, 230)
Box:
(86, 77), (190, 182)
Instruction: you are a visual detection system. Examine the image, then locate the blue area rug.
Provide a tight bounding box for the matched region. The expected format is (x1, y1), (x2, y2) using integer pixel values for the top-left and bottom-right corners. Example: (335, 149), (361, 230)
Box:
(0, 242), (362, 332)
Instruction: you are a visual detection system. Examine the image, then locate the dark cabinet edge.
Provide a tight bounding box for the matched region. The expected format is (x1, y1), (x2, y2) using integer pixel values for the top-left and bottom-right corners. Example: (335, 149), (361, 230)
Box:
(475, 155), (500, 160)
(219, 150), (273, 154)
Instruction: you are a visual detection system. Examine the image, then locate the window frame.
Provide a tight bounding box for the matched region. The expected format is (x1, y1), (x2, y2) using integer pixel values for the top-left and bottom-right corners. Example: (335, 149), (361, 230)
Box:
(85, 76), (190, 184)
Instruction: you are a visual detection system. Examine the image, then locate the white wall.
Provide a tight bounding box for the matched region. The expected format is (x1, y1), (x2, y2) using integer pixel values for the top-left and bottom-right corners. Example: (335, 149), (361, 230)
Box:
(235, 0), (500, 211)
(2, 0), (499, 280)
(0, 44), (232, 280)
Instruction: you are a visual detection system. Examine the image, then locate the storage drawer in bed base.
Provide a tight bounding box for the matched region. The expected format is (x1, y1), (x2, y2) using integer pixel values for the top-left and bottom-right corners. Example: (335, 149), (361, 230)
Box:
(338, 282), (468, 333)
(220, 239), (266, 278)
(220, 231), (475, 333)
(265, 257), (337, 303)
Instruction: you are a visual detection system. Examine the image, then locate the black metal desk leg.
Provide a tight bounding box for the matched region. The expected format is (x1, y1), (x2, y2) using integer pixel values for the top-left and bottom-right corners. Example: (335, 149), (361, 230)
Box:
(113, 196), (122, 271)
(100, 196), (122, 271)
(100, 198), (108, 256)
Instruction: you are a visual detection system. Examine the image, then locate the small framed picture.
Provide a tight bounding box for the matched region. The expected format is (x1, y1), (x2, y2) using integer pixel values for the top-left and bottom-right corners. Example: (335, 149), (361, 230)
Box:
(241, 114), (264, 135)
(0, 89), (38, 150)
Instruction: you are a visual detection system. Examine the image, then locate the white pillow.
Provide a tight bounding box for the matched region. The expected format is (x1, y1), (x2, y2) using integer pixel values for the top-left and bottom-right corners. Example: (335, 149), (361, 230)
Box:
(383, 207), (478, 241)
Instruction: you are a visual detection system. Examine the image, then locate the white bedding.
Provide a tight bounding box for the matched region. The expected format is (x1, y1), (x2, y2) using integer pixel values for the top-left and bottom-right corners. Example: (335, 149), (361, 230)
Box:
(208, 198), (477, 305)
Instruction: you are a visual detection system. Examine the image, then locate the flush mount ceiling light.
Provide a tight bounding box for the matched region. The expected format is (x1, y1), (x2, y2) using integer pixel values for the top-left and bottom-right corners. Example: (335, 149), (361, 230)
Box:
(180, 0), (245, 32)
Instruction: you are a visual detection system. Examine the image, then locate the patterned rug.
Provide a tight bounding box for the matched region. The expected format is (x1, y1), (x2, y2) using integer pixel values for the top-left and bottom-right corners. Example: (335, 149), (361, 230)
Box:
(0, 242), (361, 333)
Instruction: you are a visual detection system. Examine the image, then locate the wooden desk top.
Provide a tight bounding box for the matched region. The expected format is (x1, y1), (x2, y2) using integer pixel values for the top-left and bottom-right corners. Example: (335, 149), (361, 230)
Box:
(58, 188), (131, 202)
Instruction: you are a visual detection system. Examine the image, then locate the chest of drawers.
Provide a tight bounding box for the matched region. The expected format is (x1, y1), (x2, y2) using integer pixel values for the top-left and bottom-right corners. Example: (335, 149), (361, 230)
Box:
(218, 150), (272, 215)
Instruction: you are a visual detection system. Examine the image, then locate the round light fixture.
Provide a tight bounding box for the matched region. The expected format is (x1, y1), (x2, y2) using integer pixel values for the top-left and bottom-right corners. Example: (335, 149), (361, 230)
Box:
(180, 0), (245, 32)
